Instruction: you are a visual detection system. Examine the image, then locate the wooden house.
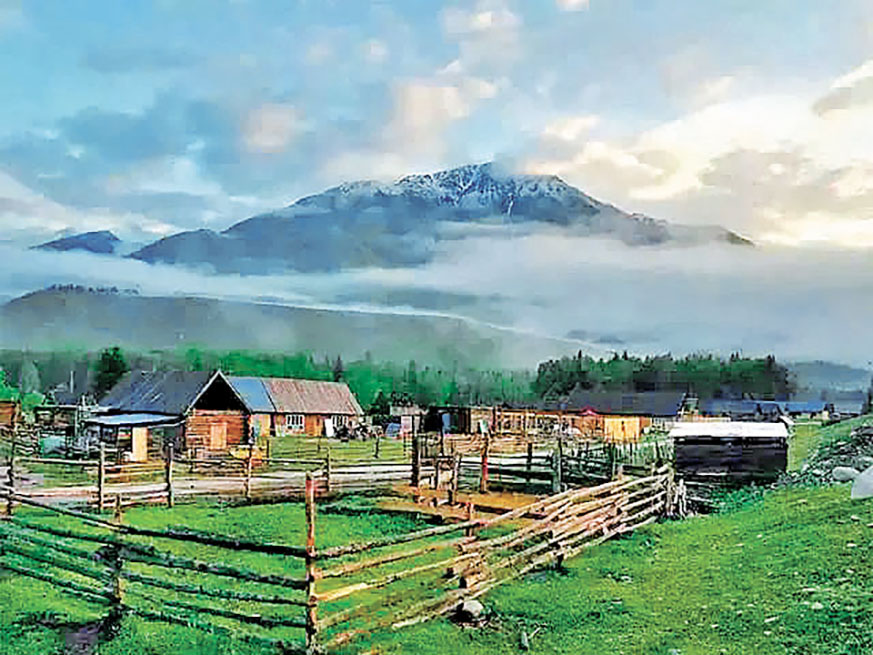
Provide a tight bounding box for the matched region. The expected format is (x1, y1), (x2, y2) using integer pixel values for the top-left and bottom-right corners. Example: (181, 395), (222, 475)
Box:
(0, 400), (22, 432)
(89, 370), (249, 461)
(670, 421), (788, 484)
(560, 390), (687, 443)
(228, 377), (363, 438)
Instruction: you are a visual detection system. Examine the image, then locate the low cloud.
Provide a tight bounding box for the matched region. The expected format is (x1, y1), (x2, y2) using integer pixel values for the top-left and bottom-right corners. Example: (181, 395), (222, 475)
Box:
(1, 230), (872, 366)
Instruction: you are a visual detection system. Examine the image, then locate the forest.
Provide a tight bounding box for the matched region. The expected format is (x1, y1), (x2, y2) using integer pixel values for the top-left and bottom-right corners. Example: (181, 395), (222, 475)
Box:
(0, 347), (795, 413)
(533, 351), (795, 400)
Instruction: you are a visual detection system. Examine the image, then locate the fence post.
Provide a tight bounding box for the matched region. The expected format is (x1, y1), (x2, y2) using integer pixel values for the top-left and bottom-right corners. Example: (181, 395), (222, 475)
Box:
(479, 432), (490, 494)
(304, 472), (319, 655)
(113, 494), (123, 525)
(244, 441), (253, 502)
(165, 442), (175, 509)
(553, 437), (563, 493)
(5, 440), (16, 517)
(324, 451), (332, 496)
(525, 442), (533, 492)
(98, 442), (106, 512)
(374, 432), (381, 459)
(411, 433), (421, 488)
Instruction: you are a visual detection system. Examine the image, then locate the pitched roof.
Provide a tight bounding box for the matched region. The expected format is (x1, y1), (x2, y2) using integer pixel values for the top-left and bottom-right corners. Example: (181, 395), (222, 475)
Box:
(228, 376), (276, 413)
(100, 370), (216, 415)
(562, 390), (686, 417)
(228, 377), (363, 415)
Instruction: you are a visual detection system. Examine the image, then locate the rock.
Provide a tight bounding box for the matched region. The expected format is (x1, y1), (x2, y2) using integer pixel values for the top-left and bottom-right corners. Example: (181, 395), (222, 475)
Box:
(855, 456), (873, 469)
(455, 599), (485, 622)
(833, 466), (860, 482)
(811, 602), (824, 610)
(851, 465), (873, 500)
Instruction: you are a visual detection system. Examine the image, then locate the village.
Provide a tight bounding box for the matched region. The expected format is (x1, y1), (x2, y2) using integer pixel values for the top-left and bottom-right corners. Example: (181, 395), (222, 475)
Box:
(1, 360), (871, 654)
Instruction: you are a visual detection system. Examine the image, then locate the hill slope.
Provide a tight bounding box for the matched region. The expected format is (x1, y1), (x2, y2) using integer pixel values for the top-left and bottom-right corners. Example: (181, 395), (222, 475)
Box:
(0, 288), (601, 368)
(130, 162), (751, 273)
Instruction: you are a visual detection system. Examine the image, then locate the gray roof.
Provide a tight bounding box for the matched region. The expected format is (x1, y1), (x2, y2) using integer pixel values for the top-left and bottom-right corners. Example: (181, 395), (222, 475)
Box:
(100, 370), (215, 415)
(561, 390), (686, 417)
(86, 413), (183, 427)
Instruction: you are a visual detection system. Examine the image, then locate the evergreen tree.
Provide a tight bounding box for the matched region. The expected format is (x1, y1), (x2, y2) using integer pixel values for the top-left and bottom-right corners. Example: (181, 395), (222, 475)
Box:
(332, 355), (345, 382)
(93, 347), (129, 398)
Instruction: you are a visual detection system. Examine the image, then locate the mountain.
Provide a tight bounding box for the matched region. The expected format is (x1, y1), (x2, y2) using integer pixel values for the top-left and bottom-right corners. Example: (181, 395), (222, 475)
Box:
(0, 288), (606, 368)
(34, 230), (121, 255)
(130, 162), (752, 273)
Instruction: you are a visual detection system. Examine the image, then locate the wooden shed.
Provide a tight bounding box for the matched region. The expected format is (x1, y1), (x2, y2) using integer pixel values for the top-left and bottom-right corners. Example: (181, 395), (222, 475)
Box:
(670, 421), (789, 485)
(94, 370), (249, 461)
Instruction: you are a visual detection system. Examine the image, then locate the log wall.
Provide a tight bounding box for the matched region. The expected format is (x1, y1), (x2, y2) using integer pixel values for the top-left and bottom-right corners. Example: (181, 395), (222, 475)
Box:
(185, 410), (247, 452)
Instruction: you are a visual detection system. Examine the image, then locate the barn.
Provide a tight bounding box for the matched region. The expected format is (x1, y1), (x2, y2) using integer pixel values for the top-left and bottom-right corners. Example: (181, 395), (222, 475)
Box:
(670, 421), (789, 485)
(228, 377), (363, 438)
(90, 370), (249, 461)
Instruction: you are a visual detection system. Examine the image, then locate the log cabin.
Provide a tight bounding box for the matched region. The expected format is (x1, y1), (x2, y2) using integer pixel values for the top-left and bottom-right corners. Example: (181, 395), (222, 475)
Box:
(228, 376), (363, 438)
(89, 370), (249, 461)
(0, 399), (22, 433)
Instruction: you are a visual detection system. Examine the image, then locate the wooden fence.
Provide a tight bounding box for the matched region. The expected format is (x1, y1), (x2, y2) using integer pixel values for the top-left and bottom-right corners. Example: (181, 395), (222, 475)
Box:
(0, 465), (672, 654)
(311, 466), (673, 651)
(0, 482), (312, 654)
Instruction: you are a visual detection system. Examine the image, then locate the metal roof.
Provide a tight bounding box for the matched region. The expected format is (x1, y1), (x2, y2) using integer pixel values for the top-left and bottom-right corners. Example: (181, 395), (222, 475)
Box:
(562, 390), (686, 417)
(258, 378), (363, 415)
(85, 413), (182, 427)
(669, 421), (789, 439)
(100, 370), (217, 415)
(228, 376), (276, 413)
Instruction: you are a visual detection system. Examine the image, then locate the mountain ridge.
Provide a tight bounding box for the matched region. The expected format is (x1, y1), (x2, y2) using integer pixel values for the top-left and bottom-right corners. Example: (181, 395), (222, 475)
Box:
(129, 162), (752, 273)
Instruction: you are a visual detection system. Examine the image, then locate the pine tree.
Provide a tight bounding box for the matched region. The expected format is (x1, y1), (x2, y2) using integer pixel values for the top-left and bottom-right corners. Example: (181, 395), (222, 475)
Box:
(93, 347), (129, 398)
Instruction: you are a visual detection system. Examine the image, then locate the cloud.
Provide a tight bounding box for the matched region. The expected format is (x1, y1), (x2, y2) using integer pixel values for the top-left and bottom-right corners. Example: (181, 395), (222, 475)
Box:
(556, 0), (589, 11)
(813, 59), (873, 115)
(524, 58), (873, 248)
(242, 103), (301, 154)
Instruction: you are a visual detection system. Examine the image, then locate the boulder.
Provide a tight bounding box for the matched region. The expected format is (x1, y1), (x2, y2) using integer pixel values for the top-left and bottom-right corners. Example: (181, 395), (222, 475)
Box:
(851, 465), (873, 500)
(455, 599), (485, 622)
(833, 467), (860, 482)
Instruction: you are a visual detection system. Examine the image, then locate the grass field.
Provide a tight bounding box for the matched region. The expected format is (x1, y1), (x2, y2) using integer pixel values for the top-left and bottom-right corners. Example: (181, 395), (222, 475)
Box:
(1, 483), (871, 655)
(788, 415), (873, 472)
(354, 484), (873, 655)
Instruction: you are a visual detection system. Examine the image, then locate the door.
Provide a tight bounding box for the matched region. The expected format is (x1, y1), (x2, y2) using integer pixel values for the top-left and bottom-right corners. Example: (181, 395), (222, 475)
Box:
(210, 423), (227, 450)
(131, 427), (148, 462)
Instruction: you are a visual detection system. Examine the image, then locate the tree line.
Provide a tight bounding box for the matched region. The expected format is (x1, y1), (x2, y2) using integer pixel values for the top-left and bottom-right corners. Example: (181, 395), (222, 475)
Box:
(0, 347), (796, 415)
(533, 351), (795, 400)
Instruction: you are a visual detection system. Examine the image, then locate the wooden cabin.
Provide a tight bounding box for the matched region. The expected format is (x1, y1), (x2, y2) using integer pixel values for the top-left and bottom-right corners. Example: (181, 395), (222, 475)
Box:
(228, 377), (363, 438)
(561, 390), (687, 443)
(0, 399), (22, 432)
(670, 421), (789, 485)
(90, 370), (249, 461)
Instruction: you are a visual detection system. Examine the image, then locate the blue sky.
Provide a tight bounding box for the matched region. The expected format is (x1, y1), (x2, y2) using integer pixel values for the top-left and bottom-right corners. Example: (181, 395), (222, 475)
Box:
(1, 0), (873, 246)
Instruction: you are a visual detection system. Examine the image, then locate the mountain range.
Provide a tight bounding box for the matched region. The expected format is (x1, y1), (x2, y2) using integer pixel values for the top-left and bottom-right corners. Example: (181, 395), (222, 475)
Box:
(41, 162), (752, 273)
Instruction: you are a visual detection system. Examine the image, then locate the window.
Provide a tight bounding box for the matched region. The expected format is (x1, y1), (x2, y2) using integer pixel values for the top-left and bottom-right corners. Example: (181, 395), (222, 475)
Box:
(287, 414), (304, 432)
(333, 415), (348, 428)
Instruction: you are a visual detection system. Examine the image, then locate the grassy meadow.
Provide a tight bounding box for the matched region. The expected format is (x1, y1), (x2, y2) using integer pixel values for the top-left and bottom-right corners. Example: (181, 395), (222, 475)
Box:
(2, 417), (872, 654)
